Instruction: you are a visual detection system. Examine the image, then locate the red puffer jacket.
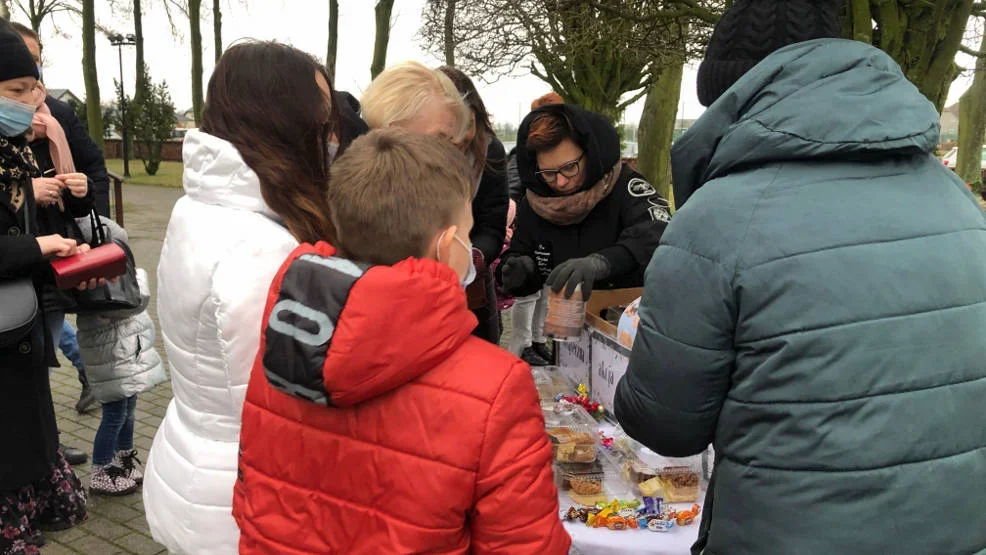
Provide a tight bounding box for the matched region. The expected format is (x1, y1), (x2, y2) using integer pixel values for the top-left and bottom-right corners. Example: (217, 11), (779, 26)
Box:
(233, 242), (570, 555)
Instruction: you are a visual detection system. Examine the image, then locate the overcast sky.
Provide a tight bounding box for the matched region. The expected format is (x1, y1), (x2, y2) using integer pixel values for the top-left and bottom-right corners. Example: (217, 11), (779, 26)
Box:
(22, 0), (978, 128)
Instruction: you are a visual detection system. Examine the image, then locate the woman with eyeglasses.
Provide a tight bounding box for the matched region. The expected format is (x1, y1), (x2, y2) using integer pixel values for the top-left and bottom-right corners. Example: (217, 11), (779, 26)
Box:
(497, 103), (670, 304)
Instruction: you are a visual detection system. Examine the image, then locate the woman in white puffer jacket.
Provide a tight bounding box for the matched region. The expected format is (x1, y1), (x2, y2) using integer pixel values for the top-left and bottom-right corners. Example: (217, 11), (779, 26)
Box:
(142, 41), (344, 554)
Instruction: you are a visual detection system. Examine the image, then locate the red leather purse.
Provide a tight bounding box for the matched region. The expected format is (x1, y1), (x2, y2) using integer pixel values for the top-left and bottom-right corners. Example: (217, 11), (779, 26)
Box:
(50, 243), (128, 290)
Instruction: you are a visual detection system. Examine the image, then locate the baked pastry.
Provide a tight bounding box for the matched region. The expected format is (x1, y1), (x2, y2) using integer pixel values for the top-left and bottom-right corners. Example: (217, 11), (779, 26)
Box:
(656, 467), (700, 503)
(569, 476), (603, 495)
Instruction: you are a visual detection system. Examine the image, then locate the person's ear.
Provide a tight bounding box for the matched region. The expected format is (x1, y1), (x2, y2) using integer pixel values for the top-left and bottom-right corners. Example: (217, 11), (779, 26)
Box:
(429, 225), (458, 262)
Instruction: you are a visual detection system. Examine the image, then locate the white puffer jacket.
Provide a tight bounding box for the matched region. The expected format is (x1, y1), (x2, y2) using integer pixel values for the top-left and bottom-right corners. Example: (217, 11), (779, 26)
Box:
(143, 130), (298, 555)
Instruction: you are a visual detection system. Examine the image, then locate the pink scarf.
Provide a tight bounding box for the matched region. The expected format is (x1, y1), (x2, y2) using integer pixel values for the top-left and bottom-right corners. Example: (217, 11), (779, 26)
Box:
(31, 83), (76, 175)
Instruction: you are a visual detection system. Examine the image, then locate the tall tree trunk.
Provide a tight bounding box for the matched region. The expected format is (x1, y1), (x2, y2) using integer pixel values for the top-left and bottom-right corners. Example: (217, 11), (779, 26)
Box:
(81, 0), (103, 149)
(326, 0), (338, 80)
(443, 0), (456, 66)
(213, 0), (222, 63)
(957, 34), (986, 188)
(370, 0), (395, 79)
(842, 0), (974, 113)
(0, 1), (9, 22)
(636, 58), (684, 205)
(189, 0), (204, 125)
(133, 0), (147, 106)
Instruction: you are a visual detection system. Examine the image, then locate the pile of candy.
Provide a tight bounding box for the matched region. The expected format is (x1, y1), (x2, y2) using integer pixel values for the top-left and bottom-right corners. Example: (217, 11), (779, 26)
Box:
(555, 384), (606, 416)
(562, 497), (701, 533)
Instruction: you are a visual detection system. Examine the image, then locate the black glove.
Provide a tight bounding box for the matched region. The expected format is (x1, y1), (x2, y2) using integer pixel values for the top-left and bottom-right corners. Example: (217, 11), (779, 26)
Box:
(547, 254), (611, 300)
(500, 255), (536, 294)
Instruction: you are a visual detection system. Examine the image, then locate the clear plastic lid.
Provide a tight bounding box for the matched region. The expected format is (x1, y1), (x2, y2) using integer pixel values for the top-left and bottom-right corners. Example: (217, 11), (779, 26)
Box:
(543, 402), (599, 463)
(605, 427), (703, 500)
(531, 367), (575, 403)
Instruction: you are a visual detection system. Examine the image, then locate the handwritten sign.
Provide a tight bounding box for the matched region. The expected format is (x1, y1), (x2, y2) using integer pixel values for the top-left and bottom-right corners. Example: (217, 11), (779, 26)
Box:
(557, 327), (591, 388)
(589, 331), (630, 414)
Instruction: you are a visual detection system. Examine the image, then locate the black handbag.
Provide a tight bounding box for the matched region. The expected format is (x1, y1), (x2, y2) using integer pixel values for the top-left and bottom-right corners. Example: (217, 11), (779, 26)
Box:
(0, 196), (40, 348)
(71, 211), (142, 313)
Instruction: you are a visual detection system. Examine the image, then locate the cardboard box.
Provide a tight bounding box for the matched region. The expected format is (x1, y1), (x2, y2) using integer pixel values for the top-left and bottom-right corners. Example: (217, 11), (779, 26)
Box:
(584, 288), (643, 339)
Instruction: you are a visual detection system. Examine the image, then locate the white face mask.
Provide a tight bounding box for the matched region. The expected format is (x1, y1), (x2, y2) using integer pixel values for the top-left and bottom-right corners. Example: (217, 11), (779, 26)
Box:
(327, 141), (339, 164)
(437, 230), (477, 288)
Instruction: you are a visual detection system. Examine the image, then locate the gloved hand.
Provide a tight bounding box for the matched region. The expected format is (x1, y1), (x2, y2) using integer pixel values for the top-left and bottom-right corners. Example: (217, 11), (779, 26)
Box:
(547, 254), (611, 300)
(500, 255), (536, 294)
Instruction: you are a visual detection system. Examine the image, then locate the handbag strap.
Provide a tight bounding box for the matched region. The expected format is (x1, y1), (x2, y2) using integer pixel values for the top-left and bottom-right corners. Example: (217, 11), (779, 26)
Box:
(89, 209), (106, 246)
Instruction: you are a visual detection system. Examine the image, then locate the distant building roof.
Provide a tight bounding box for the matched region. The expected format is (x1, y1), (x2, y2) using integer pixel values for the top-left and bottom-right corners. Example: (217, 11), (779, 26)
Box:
(46, 89), (82, 105)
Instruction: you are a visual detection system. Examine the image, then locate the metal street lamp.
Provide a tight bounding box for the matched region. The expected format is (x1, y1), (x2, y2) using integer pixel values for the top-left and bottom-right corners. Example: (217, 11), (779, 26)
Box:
(108, 33), (137, 178)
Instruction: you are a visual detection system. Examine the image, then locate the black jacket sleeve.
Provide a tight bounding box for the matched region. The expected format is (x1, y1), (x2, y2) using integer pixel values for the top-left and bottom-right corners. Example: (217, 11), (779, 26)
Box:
(495, 199), (544, 297)
(471, 138), (509, 265)
(0, 236), (44, 279)
(506, 150), (524, 202)
(47, 97), (110, 217)
(64, 178), (95, 218)
(596, 171), (671, 280)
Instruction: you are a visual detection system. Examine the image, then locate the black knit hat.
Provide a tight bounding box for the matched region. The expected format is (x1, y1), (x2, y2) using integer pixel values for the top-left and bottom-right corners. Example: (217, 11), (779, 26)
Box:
(697, 0), (841, 107)
(0, 21), (39, 82)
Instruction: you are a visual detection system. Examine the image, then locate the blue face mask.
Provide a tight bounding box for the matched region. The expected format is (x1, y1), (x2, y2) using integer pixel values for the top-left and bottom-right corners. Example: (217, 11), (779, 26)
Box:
(437, 230), (477, 288)
(0, 97), (37, 137)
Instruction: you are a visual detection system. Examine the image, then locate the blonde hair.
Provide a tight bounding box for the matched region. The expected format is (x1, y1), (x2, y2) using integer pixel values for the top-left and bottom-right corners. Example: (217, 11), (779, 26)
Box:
(360, 61), (472, 143)
(327, 128), (473, 266)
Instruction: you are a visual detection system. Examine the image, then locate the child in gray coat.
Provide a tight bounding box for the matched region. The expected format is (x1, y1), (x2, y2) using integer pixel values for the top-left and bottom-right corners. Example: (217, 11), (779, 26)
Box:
(75, 218), (166, 496)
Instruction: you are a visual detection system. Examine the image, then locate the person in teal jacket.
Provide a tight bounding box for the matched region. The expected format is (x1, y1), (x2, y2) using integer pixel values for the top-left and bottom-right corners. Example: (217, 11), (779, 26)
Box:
(614, 1), (986, 554)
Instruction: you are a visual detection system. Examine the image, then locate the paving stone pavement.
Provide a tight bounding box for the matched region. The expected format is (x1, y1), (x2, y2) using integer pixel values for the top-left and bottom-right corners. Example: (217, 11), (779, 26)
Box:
(45, 184), (183, 554)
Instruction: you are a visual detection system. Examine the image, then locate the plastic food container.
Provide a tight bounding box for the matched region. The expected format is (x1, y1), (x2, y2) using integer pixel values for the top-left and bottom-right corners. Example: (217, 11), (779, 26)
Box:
(543, 285), (586, 342)
(605, 428), (703, 500)
(655, 467), (701, 503)
(531, 367), (575, 403)
(565, 473), (635, 507)
(555, 461), (605, 494)
(543, 402), (599, 463)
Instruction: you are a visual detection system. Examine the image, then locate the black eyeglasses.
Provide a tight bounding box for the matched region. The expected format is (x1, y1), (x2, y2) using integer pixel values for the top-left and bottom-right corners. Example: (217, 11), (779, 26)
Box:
(535, 153), (585, 184)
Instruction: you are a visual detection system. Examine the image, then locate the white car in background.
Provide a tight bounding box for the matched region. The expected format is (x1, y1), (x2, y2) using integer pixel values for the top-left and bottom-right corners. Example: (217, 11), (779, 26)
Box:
(941, 146), (986, 172)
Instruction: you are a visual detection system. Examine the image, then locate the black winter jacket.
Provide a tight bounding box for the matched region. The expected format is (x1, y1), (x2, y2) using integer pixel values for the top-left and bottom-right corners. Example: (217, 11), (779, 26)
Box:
(506, 147), (523, 202)
(471, 137), (509, 265)
(0, 166), (60, 490)
(46, 96), (109, 217)
(498, 104), (670, 297)
(29, 136), (94, 314)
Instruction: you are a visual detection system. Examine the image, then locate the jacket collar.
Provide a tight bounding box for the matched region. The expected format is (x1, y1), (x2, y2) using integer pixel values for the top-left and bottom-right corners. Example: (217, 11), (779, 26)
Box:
(181, 129), (283, 223)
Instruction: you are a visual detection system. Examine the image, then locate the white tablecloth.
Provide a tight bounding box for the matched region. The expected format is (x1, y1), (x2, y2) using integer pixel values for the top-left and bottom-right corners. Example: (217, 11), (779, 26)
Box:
(561, 494), (702, 555)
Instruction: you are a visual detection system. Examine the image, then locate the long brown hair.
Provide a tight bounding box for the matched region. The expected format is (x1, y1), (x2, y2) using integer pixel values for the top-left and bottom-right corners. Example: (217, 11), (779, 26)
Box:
(201, 41), (339, 244)
(438, 66), (494, 182)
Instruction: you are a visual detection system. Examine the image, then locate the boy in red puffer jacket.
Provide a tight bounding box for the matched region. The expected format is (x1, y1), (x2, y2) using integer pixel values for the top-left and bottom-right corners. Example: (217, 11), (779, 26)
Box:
(233, 128), (570, 555)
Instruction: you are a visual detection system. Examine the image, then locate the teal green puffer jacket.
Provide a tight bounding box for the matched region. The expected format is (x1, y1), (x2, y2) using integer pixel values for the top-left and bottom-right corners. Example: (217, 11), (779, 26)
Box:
(615, 39), (986, 555)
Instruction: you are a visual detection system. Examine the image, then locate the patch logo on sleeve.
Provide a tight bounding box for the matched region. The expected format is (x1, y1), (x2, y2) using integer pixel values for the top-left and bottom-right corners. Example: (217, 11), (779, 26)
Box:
(628, 178), (657, 197)
(649, 205), (671, 223)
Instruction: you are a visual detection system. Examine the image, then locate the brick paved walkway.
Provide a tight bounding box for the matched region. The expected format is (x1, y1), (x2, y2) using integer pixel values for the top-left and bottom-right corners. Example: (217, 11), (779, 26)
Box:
(43, 184), (183, 554)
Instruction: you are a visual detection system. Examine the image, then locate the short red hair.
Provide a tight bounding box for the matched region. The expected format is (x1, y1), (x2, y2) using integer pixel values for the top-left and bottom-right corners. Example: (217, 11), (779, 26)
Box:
(531, 92), (564, 110)
(526, 111), (574, 153)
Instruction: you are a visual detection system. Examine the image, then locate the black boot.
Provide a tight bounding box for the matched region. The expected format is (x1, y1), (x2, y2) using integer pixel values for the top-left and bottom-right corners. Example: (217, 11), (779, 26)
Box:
(532, 342), (554, 365)
(521, 346), (551, 367)
(60, 444), (89, 466)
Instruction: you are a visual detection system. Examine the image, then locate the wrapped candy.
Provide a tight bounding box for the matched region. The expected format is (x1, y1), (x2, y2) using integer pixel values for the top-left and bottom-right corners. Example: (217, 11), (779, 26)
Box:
(628, 518), (640, 529)
(558, 384), (605, 415)
(641, 496), (663, 516)
(647, 518), (675, 533)
(675, 504), (702, 526)
(607, 516), (627, 530)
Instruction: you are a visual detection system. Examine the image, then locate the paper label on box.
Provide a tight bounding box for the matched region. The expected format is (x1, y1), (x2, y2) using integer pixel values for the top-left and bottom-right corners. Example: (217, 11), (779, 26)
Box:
(590, 331), (630, 414)
(557, 327), (591, 387)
